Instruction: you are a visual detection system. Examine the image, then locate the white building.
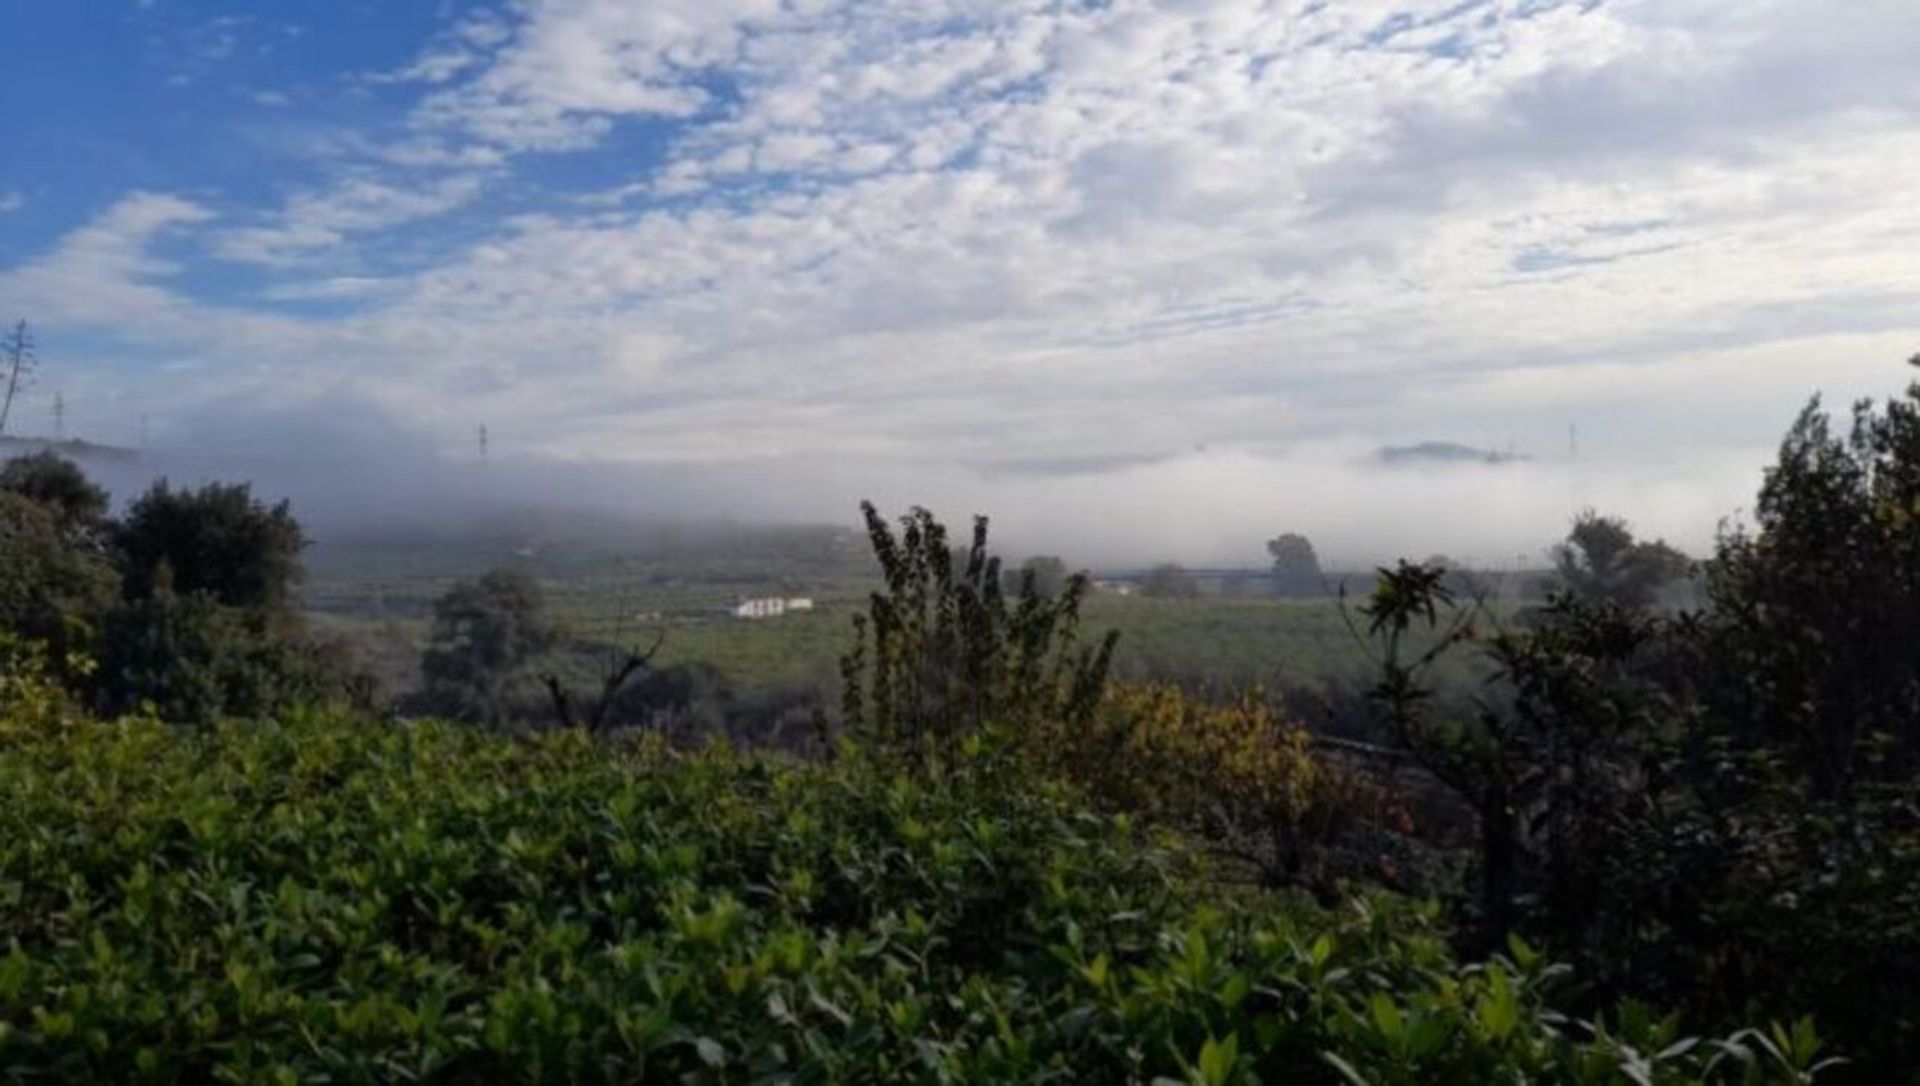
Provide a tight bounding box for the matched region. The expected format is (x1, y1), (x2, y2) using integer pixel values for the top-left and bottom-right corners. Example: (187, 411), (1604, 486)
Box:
(732, 597), (816, 619)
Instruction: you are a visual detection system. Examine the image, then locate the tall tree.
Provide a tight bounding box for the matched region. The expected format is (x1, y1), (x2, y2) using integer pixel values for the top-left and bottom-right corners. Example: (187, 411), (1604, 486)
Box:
(115, 480), (306, 621)
(420, 567), (556, 726)
(1549, 512), (1690, 609)
(1266, 533), (1324, 597)
(1704, 383), (1920, 791)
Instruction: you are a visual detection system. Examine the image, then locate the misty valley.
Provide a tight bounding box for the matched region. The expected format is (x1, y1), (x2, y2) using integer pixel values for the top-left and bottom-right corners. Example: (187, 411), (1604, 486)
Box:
(6, 1), (1920, 1081)
(4, 368), (1919, 1081)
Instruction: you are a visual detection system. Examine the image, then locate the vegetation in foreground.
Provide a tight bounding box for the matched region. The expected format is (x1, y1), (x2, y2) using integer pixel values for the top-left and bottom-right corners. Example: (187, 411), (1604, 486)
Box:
(0, 683), (1827, 1083)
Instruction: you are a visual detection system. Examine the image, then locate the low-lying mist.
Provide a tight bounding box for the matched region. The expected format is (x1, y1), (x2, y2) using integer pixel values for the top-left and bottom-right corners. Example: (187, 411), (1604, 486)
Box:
(59, 401), (1772, 572)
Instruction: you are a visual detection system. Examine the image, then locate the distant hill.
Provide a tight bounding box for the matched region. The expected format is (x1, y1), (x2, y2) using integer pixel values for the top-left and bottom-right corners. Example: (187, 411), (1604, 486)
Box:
(1376, 441), (1526, 466)
(0, 434), (141, 463)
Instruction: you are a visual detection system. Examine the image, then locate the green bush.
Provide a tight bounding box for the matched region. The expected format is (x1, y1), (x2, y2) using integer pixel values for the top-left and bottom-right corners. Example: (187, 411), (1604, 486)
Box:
(842, 503), (1114, 754)
(0, 491), (117, 675)
(0, 708), (1828, 1083)
(91, 592), (334, 723)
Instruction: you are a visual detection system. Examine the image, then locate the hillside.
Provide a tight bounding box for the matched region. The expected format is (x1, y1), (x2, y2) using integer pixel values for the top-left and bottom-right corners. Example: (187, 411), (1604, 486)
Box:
(0, 434), (140, 463)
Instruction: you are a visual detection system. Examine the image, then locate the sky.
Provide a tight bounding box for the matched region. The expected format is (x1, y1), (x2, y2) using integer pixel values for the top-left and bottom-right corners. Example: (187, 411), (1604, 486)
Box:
(1, 0), (1918, 565)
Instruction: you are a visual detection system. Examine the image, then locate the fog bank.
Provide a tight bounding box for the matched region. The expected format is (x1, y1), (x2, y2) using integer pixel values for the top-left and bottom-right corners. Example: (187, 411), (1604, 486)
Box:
(40, 401), (1776, 571)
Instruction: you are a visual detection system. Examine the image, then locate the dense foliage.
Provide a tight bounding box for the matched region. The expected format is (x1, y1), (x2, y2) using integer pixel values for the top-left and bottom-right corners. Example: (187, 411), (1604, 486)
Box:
(115, 480), (305, 620)
(0, 698), (1829, 1083)
(1345, 380), (1920, 1078)
(0, 452), (109, 536)
(0, 490), (117, 675)
(0, 461), (340, 724)
(1030, 682), (1412, 893)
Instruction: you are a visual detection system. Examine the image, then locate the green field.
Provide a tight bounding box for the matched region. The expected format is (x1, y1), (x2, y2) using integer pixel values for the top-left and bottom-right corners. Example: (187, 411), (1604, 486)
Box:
(304, 534), (1502, 704)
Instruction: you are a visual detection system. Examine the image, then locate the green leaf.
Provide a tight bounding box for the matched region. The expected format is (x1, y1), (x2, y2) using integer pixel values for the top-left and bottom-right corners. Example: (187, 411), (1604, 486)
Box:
(1368, 992), (1404, 1041)
(1476, 967), (1519, 1042)
(1196, 1032), (1239, 1086)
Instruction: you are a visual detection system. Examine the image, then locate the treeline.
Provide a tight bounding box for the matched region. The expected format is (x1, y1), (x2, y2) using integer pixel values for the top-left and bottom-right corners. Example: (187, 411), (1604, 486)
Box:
(0, 456), (812, 739)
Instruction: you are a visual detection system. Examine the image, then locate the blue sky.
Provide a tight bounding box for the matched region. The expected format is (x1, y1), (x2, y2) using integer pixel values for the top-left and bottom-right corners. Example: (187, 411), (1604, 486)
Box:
(1, 0), (1918, 562)
(3, 6), (431, 244)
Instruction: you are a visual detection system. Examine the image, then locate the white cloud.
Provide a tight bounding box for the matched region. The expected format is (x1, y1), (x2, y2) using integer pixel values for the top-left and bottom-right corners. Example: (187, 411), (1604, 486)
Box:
(4, 192), (214, 324)
(7, 0), (1920, 556)
(214, 174), (488, 265)
(0, 191), (22, 213)
(258, 276), (395, 302)
(408, 0), (784, 152)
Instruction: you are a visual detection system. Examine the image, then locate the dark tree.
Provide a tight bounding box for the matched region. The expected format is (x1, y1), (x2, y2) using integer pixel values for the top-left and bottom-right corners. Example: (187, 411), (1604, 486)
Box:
(1139, 562), (1199, 598)
(603, 659), (732, 738)
(1006, 554), (1069, 598)
(1, 452), (109, 536)
(93, 592), (327, 722)
(420, 567), (556, 726)
(116, 480), (305, 620)
(1703, 385), (1920, 791)
(1549, 511), (1690, 609)
(1266, 533), (1324, 597)
(1338, 367), (1920, 1075)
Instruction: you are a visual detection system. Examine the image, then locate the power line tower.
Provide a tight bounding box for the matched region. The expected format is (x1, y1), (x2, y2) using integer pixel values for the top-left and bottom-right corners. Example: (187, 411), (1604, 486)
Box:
(0, 320), (34, 437)
(52, 391), (64, 440)
(478, 423), (490, 464)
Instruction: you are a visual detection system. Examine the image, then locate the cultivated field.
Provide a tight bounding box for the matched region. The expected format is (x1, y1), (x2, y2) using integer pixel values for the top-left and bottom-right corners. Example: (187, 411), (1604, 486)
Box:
(303, 530), (1510, 704)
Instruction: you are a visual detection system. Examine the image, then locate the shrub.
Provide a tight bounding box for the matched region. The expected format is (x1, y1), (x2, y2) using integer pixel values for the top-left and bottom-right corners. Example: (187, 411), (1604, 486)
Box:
(91, 592), (333, 722)
(0, 634), (89, 740)
(0, 452), (110, 537)
(1032, 682), (1407, 891)
(841, 503), (1114, 754)
(0, 491), (117, 675)
(0, 711), (1827, 1083)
